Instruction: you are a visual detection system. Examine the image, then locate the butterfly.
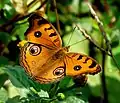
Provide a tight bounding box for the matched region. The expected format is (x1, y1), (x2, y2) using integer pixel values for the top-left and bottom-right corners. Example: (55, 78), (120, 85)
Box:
(18, 12), (101, 84)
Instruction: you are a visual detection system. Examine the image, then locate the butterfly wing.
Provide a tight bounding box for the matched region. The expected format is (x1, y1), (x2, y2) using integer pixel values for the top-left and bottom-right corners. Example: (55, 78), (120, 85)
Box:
(33, 58), (66, 84)
(19, 12), (63, 83)
(20, 42), (57, 76)
(73, 74), (88, 87)
(25, 13), (62, 48)
(19, 42), (66, 84)
(64, 53), (101, 76)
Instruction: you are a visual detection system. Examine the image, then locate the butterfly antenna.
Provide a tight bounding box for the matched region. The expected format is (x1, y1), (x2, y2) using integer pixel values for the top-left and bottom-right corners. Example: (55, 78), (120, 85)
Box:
(68, 38), (87, 47)
(66, 26), (77, 46)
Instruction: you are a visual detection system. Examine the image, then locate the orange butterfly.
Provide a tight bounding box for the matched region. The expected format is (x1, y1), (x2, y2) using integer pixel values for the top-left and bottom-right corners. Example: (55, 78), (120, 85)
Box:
(18, 13), (101, 84)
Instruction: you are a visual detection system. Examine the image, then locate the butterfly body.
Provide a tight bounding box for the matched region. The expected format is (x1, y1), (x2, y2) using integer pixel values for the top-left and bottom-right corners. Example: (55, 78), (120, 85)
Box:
(18, 13), (101, 84)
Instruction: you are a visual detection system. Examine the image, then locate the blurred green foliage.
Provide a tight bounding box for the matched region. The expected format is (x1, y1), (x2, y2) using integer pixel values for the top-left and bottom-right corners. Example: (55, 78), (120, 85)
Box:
(0, 0), (120, 103)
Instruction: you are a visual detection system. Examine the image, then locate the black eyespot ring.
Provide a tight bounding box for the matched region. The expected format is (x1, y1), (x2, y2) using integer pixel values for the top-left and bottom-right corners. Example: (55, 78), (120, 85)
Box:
(53, 67), (65, 76)
(34, 31), (42, 38)
(29, 45), (41, 56)
(74, 65), (82, 71)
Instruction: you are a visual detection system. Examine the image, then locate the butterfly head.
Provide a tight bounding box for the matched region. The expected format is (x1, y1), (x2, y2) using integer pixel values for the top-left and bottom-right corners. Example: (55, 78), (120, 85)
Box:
(63, 46), (70, 52)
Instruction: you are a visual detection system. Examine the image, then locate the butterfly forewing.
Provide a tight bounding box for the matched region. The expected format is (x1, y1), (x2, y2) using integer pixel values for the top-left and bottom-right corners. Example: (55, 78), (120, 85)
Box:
(25, 13), (62, 48)
(20, 42), (57, 76)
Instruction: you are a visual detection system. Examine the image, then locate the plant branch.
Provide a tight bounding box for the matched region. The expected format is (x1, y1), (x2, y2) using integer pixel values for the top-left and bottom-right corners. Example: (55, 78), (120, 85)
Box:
(53, 0), (61, 34)
(101, 41), (109, 103)
(75, 24), (111, 56)
(0, 0), (48, 31)
(87, 2), (120, 71)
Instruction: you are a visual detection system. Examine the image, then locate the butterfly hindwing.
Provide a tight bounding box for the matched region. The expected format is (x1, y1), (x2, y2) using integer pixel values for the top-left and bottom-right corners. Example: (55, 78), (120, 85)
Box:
(33, 58), (66, 84)
(64, 53), (101, 76)
(73, 74), (88, 87)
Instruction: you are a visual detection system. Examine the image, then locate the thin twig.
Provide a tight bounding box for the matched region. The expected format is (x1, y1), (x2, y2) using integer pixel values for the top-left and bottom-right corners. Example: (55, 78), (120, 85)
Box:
(53, 0), (61, 34)
(75, 24), (111, 56)
(36, 0), (48, 10)
(101, 39), (109, 103)
(87, 3), (108, 103)
(87, 2), (120, 71)
(103, 0), (109, 13)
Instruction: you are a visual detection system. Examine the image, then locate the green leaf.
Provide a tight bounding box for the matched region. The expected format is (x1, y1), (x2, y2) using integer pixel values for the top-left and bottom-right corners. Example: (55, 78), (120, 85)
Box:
(11, 22), (28, 40)
(0, 32), (11, 45)
(2, 65), (31, 88)
(80, 1), (89, 13)
(57, 93), (65, 101)
(111, 52), (120, 67)
(2, 65), (52, 92)
(59, 77), (73, 89)
(57, 0), (73, 6)
(4, 4), (16, 19)
(65, 96), (87, 103)
(0, 73), (8, 88)
(6, 96), (21, 103)
(56, 96), (87, 103)
(106, 76), (120, 103)
(0, 56), (9, 66)
(38, 90), (49, 98)
(0, 0), (11, 9)
(0, 87), (8, 102)
(115, 16), (120, 28)
(111, 40), (119, 48)
(111, 29), (120, 48)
